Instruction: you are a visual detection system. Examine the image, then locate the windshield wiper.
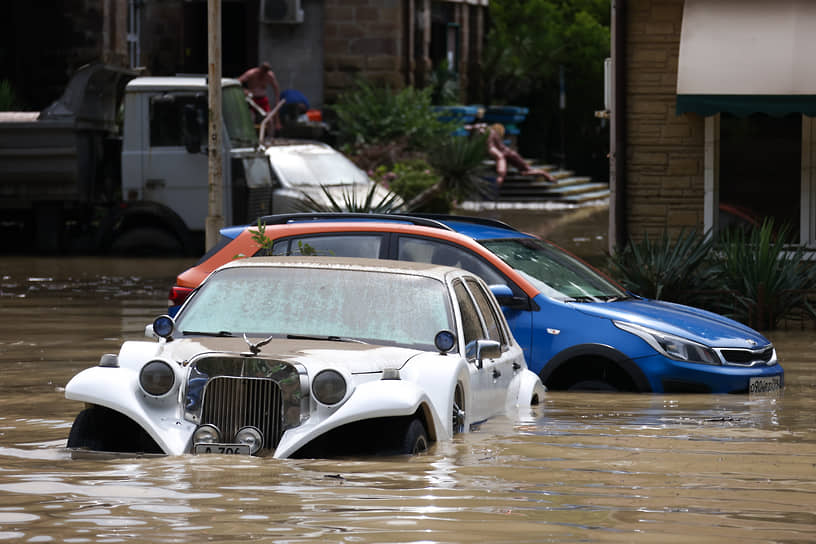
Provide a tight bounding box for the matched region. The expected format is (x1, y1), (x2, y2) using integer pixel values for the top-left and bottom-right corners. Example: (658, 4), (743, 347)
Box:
(182, 330), (234, 337)
(563, 295), (599, 303)
(286, 333), (368, 344)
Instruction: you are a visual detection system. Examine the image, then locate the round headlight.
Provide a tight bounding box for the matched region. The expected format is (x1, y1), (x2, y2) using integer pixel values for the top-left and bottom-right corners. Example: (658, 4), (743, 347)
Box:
(152, 315), (175, 338)
(312, 369), (347, 405)
(235, 426), (263, 454)
(193, 424), (220, 444)
(435, 330), (456, 353)
(139, 360), (175, 396)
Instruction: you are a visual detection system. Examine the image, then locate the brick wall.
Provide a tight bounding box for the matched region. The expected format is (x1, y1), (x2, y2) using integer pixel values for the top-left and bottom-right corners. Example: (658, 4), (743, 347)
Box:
(624, 0), (706, 240)
(323, 0), (405, 101)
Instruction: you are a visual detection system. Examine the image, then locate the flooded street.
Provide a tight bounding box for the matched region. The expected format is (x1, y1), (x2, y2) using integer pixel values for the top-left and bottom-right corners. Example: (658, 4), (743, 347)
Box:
(1, 206), (815, 543)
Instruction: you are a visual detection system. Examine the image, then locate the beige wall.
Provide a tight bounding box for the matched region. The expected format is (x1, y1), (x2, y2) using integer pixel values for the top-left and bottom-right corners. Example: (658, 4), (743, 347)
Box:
(624, 0), (706, 240)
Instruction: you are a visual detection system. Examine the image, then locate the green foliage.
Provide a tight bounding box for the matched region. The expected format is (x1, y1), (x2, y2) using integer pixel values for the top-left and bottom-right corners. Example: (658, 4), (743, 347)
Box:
(423, 132), (491, 202)
(606, 229), (716, 306)
(0, 80), (19, 111)
(429, 60), (460, 106)
(373, 159), (450, 213)
(711, 219), (816, 330)
(333, 78), (455, 151)
(295, 182), (404, 214)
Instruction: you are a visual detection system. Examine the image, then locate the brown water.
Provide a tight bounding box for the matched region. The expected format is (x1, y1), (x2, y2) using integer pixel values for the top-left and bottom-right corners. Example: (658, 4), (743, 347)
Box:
(1, 208), (815, 543)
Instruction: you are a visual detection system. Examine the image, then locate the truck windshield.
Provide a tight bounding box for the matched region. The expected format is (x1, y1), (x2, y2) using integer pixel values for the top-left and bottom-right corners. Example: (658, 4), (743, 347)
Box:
(223, 86), (258, 148)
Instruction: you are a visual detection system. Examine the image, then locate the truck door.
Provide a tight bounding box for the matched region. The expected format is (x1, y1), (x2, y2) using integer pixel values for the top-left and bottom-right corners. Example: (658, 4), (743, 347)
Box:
(140, 93), (221, 231)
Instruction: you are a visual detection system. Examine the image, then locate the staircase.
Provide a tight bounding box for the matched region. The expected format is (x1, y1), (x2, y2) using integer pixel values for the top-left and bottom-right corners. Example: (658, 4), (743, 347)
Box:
(478, 161), (611, 205)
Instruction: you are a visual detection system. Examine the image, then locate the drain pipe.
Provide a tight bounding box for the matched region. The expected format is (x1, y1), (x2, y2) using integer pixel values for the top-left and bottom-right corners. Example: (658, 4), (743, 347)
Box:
(609, 0), (627, 253)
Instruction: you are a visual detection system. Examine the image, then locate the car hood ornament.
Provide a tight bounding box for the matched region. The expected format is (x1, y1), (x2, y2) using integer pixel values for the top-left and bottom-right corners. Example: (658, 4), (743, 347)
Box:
(242, 333), (275, 356)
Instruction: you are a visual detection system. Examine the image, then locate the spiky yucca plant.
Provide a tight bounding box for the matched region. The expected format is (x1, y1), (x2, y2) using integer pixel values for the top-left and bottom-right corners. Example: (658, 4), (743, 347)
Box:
(606, 228), (716, 305)
(712, 219), (816, 330)
(295, 182), (404, 213)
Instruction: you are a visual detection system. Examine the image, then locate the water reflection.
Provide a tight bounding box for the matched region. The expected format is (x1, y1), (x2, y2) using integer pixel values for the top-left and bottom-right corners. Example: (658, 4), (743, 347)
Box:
(0, 253), (814, 542)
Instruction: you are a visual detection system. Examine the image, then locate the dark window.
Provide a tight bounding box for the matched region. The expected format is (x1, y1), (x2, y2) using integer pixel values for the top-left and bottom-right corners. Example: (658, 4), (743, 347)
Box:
(454, 281), (483, 346)
(397, 236), (506, 285)
(465, 279), (505, 345)
(149, 95), (205, 147)
(270, 235), (383, 258)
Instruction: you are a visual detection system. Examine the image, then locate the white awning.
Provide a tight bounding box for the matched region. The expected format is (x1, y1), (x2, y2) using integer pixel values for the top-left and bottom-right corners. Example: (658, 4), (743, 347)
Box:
(677, 0), (816, 116)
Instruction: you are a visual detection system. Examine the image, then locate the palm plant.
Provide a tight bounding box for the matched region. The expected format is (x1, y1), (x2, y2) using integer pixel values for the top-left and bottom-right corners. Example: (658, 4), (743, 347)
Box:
(606, 228), (716, 305)
(404, 132), (491, 210)
(296, 182), (404, 213)
(711, 219), (816, 330)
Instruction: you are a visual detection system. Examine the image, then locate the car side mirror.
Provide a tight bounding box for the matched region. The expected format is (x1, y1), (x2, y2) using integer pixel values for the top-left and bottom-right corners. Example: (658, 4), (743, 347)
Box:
(182, 104), (202, 154)
(465, 339), (501, 369)
(489, 284), (528, 310)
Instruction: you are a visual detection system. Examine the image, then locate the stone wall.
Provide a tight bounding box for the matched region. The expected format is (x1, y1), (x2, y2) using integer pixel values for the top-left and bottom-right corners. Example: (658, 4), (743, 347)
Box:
(624, 0), (706, 240)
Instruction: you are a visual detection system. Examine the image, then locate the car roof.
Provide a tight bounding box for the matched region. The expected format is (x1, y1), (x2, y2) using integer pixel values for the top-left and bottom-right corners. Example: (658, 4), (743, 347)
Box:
(215, 255), (472, 282)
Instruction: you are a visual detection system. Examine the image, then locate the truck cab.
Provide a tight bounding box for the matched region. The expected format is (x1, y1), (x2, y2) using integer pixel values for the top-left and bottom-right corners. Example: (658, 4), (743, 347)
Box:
(118, 76), (274, 255)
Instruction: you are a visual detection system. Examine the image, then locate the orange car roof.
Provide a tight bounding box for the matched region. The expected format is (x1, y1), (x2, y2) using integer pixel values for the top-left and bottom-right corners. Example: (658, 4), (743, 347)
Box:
(175, 221), (539, 298)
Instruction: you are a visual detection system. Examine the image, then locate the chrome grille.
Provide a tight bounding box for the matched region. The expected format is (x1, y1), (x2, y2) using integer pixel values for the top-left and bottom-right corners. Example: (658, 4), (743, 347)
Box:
(718, 345), (775, 367)
(200, 376), (283, 450)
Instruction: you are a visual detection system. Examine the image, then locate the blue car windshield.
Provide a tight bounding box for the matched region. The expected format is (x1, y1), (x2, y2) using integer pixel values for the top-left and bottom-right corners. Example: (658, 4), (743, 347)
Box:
(175, 266), (454, 350)
(481, 238), (626, 302)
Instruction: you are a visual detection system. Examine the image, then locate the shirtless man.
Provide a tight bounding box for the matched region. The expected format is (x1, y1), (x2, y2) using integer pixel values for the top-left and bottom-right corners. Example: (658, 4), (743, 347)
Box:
(238, 62), (280, 113)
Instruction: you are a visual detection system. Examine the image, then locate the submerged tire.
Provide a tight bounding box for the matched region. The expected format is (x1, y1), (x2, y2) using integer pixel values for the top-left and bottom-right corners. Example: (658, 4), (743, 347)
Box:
(110, 227), (183, 256)
(399, 418), (429, 454)
(66, 406), (162, 454)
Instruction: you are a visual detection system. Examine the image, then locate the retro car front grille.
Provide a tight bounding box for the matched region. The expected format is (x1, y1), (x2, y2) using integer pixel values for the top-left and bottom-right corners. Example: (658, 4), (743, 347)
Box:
(718, 345), (775, 366)
(200, 376), (283, 450)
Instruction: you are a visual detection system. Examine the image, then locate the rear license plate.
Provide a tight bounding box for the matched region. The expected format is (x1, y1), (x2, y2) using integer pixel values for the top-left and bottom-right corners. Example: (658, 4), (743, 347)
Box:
(749, 375), (781, 394)
(194, 443), (250, 455)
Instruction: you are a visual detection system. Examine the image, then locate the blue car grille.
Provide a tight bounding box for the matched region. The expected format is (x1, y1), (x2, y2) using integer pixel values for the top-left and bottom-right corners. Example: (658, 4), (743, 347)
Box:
(200, 376), (284, 451)
(718, 346), (775, 366)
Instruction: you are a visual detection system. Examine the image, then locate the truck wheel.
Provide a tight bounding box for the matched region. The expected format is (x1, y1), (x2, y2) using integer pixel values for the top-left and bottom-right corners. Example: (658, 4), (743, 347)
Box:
(67, 408), (106, 451)
(399, 418), (429, 454)
(111, 227), (183, 255)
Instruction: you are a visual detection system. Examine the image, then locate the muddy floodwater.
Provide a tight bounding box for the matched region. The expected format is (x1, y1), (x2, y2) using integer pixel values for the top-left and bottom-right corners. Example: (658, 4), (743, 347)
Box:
(1, 205), (815, 543)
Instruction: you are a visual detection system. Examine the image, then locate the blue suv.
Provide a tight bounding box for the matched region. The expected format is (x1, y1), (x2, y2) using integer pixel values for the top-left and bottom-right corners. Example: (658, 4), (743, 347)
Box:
(170, 213), (783, 394)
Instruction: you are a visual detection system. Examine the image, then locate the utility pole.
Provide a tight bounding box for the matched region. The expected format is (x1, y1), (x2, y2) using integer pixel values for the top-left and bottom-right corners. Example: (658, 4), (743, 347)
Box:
(205, 0), (224, 251)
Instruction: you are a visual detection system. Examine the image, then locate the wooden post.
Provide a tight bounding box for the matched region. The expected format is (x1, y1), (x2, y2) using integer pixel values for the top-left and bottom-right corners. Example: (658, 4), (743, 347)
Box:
(205, 0), (224, 251)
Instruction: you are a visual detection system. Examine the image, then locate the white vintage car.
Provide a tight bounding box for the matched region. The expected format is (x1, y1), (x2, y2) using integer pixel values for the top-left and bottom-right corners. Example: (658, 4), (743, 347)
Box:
(65, 256), (545, 458)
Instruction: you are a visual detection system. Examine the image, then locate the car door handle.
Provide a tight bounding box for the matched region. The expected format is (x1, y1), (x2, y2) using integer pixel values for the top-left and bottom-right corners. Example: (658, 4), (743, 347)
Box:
(492, 368), (501, 379)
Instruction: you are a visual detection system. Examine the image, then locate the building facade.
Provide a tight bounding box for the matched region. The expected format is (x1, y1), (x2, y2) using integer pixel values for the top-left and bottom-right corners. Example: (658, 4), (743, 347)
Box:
(610, 0), (816, 251)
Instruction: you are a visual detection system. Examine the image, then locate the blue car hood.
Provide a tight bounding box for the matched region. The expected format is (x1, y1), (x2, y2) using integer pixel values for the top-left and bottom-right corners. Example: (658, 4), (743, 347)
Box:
(572, 298), (771, 348)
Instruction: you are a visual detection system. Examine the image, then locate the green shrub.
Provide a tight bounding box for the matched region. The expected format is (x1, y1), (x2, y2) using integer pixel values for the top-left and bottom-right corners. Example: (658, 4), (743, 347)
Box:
(373, 159), (450, 213)
(0, 80), (19, 111)
(333, 79), (454, 151)
(711, 219), (816, 330)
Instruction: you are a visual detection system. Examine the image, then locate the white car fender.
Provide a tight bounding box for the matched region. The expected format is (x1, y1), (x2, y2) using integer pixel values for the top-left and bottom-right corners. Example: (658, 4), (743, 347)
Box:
(273, 378), (440, 459)
(64, 364), (196, 455)
(506, 369), (547, 409)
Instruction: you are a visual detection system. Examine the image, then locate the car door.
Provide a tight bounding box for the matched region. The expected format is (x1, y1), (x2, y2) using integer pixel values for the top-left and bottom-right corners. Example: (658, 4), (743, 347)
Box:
(452, 279), (513, 422)
(397, 235), (535, 363)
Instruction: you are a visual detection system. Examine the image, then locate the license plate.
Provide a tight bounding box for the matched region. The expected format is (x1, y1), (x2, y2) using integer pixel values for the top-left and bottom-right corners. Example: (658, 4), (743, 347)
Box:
(194, 443), (251, 455)
(749, 375), (781, 394)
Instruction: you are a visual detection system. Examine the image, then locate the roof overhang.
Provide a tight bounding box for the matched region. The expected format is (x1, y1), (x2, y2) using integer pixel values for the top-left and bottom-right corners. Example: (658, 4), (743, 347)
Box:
(676, 0), (816, 117)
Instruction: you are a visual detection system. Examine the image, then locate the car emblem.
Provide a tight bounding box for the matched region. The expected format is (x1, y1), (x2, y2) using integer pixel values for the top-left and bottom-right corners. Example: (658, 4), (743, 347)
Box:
(746, 339), (757, 347)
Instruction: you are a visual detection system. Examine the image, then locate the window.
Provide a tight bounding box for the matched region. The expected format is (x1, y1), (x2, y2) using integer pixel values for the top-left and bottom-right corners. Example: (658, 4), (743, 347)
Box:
(149, 94), (205, 147)
(453, 281), (483, 346)
(270, 234), (383, 258)
(398, 237), (506, 285)
(465, 279), (506, 346)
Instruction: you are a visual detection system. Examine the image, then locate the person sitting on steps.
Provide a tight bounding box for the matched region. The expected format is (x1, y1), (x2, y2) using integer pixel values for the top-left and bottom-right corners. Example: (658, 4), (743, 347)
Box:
(485, 123), (556, 185)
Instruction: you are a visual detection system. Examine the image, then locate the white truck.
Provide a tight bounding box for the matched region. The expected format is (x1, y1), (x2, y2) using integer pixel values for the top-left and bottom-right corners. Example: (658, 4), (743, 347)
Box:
(0, 63), (276, 255)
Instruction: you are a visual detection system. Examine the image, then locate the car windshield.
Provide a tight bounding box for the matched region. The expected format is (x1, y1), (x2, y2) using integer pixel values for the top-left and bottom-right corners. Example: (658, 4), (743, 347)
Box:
(481, 238), (627, 302)
(223, 85), (258, 148)
(266, 145), (371, 186)
(175, 266), (453, 350)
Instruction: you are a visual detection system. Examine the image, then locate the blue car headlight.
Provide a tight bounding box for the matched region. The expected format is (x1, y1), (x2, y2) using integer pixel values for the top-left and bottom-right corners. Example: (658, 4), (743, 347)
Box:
(613, 321), (721, 365)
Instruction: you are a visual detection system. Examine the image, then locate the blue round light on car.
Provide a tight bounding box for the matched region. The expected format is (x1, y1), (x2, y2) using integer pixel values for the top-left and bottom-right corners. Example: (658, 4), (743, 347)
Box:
(435, 330), (456, 353)
(312, 369), (347, 405)
(153, 315), (175, 338)
(139, 360), (175, 396)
